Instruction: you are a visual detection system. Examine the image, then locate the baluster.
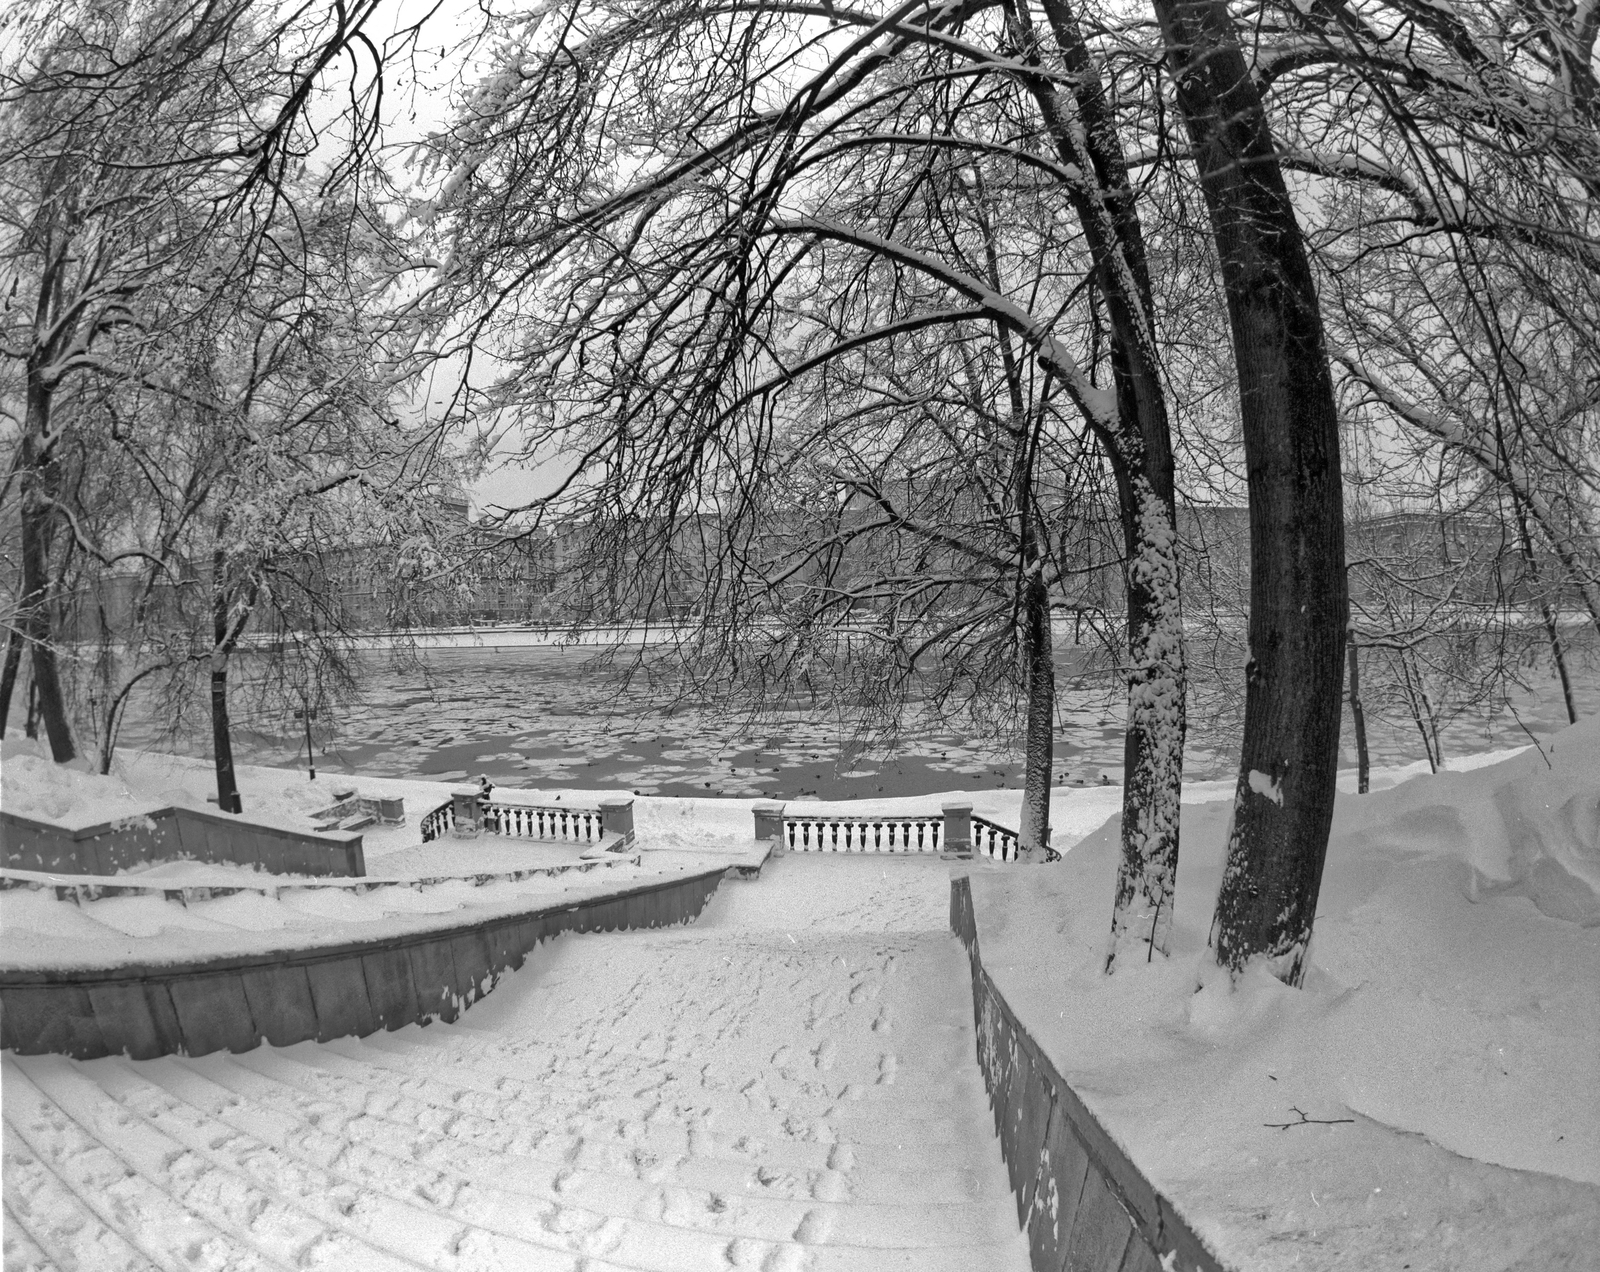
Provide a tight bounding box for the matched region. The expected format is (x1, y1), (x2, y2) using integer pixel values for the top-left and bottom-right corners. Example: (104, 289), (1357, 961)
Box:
(830, 821), (838, 851)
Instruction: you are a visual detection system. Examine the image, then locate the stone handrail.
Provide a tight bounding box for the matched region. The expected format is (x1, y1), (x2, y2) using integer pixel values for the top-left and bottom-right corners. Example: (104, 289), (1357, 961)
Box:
(0, 865), (728, 1061)
(1, 806), (365, 879)
(972, 814), (1021, 862)
(782, 813), (944, 853)
(951, 875), (1226, 1272)
(422, 793), (636, 847)
(0, 846), (637, 904)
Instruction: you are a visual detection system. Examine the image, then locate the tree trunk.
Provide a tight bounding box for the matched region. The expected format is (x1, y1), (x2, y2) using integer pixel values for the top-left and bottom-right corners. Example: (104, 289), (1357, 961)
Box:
(1514, 497), (1579, 725)
(1019, 569), (1055, 859)
(1015, 0), (1189, 964)
(210, 648), (242, 813)
(1153, 0), (1348, 986)
(0, 627), (22, 737)
(1547, 614), (1579, 726)
(1347, 632), (1370, 794)
(1109, 473), (1187, 964)
(211, 563), (242, 814)
(18, 432), (76, 763)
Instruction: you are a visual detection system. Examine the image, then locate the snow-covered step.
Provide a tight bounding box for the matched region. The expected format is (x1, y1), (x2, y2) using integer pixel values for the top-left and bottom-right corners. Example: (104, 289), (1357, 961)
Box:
(4, 1062), (276, 1271)
(0, 1201), (62, 1272)
(242, 1042), (975, 1152)
(4, 857), (1030, 1271)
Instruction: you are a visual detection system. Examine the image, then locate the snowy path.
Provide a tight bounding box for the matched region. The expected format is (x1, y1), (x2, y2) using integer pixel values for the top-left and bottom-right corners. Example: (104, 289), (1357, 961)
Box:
(3, 856), (1029, 1272)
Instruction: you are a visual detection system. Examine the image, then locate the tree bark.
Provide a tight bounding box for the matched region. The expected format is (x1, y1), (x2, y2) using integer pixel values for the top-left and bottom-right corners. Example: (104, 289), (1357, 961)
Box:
(1110, 470), (1187, 961)
(1347, 631), (1369, 794)
(18, 429), (76, 763)
(0, 627), (22, 737)
(1019, 568), (1055, 858)
(211, 557), (243, 814)
(1014, 0), (1189, 963)
(210, 650), (242, 813)
(1513, 497), (1579, 725)
(1153, 0), (1348, 985)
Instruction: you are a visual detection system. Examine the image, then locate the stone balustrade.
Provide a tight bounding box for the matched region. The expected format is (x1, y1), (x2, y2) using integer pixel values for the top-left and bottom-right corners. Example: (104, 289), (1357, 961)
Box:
(752, 799), (1016, 860)
(422, 794), (636, 848)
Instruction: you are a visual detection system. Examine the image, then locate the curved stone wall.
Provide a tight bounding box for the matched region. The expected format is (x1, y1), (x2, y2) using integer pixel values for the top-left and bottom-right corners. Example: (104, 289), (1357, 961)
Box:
(950, 876), (1228, 1272)
(0, 866), (727, 1061)
(1, 806), (365, 878)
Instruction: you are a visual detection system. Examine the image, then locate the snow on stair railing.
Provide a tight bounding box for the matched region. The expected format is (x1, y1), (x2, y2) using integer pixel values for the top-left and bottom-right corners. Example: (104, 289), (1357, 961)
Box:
(422, 793), (635, 848)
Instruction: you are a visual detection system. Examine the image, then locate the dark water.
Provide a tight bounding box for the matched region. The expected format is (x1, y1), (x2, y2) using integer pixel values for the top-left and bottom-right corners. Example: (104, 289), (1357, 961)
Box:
(113, 638), (1599, 800)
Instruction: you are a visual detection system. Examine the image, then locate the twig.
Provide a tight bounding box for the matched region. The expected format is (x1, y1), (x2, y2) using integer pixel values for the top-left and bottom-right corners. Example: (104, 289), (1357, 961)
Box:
(1507, 704), (1553, 769)
(1264, 1106), (1355, 1131)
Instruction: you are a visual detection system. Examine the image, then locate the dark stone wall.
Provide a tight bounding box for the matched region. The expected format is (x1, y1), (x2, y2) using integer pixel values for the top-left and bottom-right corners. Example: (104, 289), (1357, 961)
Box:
(0, 866), (727, 1059)
(1, 806), (365, 878)
(950, 876), (1229, 1272)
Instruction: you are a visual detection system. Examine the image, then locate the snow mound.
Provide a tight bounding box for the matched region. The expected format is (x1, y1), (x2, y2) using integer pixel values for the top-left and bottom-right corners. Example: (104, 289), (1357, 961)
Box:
(1, 736), (155, 829)
(1341, 713), (1600, 926)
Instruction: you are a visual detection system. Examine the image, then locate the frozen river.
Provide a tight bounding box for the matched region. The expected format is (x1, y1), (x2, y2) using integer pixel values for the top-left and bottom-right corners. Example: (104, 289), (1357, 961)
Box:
(116, 642), (1597, 801)
(2, 856), (1030, 1271)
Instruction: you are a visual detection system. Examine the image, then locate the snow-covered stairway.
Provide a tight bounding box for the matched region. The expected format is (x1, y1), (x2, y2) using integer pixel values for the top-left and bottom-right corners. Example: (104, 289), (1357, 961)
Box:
(3, 855), (1030, 1272)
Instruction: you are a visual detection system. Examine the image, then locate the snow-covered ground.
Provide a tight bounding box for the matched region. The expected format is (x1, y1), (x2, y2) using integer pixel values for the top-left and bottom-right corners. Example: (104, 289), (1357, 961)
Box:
(5, 721), (1597, 1269)
(3, 855), (1030, 1272)
(971, 715), (1600, 1270)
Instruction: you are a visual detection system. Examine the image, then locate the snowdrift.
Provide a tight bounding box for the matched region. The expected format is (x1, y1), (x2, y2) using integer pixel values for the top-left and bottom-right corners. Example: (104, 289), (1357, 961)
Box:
(967, 714), (1600, 1269)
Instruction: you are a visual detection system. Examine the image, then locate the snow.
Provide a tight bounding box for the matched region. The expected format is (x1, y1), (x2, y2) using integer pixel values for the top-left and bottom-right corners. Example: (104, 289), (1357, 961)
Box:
(3, 854), (1030, 1271)
(968, 714), (1600, 1270)
(1246, 768), (1283, 805)
(0, 866), (677, 971)
(0, 746), (155, 830)
(5, 722), (1597, 1267)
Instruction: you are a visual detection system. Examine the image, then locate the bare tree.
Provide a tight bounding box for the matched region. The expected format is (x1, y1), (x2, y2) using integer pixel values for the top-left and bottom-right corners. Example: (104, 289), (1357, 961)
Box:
(0, 0), (421, 757)
(1152, 0), (1349, 985)
(417, 0), (1196, 962)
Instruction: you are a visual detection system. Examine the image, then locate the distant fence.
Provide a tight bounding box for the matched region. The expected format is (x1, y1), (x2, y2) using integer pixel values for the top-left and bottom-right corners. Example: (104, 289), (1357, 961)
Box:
(753, 801), (1022, 860)
(421, 794), (634, 847)
(0, 807), (365, 879)
(0, 865), (728, 1060)
(972, 814), (1021, 862)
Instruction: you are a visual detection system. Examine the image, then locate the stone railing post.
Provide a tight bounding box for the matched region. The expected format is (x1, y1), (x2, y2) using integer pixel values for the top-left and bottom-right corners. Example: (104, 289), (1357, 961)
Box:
(753, 801), (786, 848)
(598, 796), (636, 846)
(942, 801), (973, 858)
(375, 797), (405, 825)
(451, 787), (483, 838)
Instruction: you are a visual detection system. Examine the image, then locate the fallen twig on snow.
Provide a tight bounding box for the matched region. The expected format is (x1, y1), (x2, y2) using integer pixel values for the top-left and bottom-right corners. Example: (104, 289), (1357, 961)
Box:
(1264, 1106), (1356, 1131)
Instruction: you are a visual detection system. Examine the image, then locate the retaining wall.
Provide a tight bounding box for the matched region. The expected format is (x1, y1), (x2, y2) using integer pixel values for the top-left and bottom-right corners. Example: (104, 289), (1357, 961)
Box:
(0, 864), (727, 1060)
(950, 876), (1227, 1272)
(1, 806), (365, 878)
